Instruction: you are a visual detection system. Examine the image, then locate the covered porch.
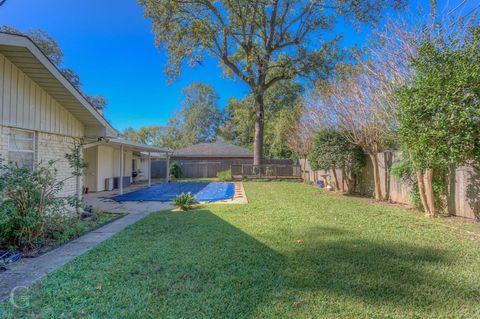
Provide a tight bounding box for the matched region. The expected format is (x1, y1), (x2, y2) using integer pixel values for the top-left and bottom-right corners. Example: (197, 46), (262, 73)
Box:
(83, 138), (172, 194)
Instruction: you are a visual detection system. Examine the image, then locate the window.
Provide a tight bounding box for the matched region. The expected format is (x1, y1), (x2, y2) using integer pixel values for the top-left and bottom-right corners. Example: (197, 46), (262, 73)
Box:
(8, 129), (35, 170)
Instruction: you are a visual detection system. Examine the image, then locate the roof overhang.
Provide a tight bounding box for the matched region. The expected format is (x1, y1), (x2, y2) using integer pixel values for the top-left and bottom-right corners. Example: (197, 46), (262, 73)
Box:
(84, 138), (171, 154)
(0, 32), (117, 137)
(172, 154), (254, 158)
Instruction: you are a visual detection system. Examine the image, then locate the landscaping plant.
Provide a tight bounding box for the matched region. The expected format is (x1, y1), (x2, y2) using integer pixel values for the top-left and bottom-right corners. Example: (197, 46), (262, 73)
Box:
(391, 153), (448, 212)
(65, 139), (89, 216)
(308, 128), (365, 193)
(173, 193), (197, 211)
(0, 160), (66, 251)
(396, 26), (480, 216)
(169, 161), (182, 179)
(217, 169), (232, 182)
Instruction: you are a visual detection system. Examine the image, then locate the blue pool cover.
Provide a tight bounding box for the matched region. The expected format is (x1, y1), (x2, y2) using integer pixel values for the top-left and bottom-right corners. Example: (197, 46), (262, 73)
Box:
(112, 182), (235, 202)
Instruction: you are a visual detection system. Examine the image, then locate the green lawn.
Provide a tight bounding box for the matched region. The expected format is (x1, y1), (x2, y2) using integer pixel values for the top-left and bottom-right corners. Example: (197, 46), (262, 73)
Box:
(2, 182), (480, 318)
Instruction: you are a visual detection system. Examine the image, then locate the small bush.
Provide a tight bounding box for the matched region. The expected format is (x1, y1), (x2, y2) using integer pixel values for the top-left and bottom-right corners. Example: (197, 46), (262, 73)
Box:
(170, 162), (182, 179)
(0, 160), (67, 251)
(217, 169), (232, 181)
(173, 193), (197, 211)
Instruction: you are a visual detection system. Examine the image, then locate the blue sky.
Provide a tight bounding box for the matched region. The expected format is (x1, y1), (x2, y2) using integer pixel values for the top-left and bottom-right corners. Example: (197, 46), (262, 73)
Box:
(0, 0), (253, 130)
(0, 0), (446, 131)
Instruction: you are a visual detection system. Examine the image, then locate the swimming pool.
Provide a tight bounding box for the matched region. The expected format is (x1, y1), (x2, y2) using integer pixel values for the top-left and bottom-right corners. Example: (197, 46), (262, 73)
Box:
(112, 182), (235, 202)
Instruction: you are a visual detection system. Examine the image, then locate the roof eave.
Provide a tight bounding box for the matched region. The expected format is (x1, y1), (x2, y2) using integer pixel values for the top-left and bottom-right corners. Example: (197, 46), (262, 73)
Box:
(0, 32), (117, 137)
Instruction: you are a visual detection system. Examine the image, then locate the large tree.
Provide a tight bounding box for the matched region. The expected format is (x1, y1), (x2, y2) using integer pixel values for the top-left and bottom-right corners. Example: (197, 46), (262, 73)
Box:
(219, 80), (304, 159)
(139, 0), (403, 164)
(311, 66), (395, 200)
(166, 82), (224, 148)
(122, 125), (167, 146)
(123, 83), (223, 149)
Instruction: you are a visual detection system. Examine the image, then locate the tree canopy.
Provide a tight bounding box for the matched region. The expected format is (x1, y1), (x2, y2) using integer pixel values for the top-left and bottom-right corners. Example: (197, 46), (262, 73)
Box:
(164, 82), (224, 149)
(139, 0), (403, 164)
(397, 26), (480, 171)
(219, 80), (304, 159)
(396, 26), (480, 216)
(122, 126), (167, 146)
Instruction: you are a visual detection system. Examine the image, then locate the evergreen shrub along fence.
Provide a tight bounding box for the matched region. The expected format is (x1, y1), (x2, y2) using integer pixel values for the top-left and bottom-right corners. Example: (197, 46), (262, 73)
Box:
(299, 152), (479, 220)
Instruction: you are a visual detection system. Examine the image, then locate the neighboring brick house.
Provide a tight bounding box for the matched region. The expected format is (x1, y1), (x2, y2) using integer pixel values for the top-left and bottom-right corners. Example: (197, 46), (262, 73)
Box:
(172, 142), (254, 161)
(0, 32), (169, 197)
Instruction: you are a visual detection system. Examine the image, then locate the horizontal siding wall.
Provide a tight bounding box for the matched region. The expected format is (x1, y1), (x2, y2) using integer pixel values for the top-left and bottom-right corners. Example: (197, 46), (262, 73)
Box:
(0, 53), (84, 137)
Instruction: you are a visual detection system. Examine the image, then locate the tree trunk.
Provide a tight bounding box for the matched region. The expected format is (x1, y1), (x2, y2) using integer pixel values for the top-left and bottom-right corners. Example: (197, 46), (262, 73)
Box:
(369, 153), (383, 200)
(253, 94), (264, 165)
(423, 168), (435, 217)
(340, 168), (345, 192)
(416, 169), (432, 217)
(344, 169), (355, 194)
(331, 165), (340, 191)
(302, 157), (307, 182)
(447, 164), (456, 216)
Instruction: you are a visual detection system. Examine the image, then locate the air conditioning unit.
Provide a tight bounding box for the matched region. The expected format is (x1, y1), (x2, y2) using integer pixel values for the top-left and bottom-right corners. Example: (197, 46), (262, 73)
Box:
(105, 178), (114, 191)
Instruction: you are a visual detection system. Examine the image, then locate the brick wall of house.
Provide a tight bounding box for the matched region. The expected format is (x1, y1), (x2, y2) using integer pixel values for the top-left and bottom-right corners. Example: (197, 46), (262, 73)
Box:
(37, 132), (81, 198)
(1, 125), (80, 198)
(0, 125), (9, 162)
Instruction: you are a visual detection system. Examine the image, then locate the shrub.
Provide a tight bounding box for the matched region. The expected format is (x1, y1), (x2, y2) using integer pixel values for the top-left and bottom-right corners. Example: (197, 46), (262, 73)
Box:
(0, 160), (66, 251)
(308, 128), (365, 193)
(217, 169), (232, 181)
(170, 162), (182, 179)
(391, 154), (448, 213)
(173, 193), (197, 211)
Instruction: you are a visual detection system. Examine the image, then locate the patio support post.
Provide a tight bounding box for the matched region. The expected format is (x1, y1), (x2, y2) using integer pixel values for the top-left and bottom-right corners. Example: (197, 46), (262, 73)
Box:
(148, 152), (152, 187)
(120, 145), (124, 195)
(76, 143), (83, 214)
(166, 153), (170, 182)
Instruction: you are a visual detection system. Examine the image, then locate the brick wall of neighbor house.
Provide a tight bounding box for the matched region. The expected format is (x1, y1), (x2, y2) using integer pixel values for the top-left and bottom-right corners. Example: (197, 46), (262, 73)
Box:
(0, 125), (9, 161)
(37, 132), (80, 198)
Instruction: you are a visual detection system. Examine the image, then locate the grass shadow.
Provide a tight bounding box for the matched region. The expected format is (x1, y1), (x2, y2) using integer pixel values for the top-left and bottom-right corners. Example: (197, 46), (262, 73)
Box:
(2, 208), (479, 318)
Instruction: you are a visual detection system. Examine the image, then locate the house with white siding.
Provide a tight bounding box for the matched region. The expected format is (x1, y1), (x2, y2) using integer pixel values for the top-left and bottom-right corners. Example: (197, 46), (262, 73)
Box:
(0, 32), (170, 198)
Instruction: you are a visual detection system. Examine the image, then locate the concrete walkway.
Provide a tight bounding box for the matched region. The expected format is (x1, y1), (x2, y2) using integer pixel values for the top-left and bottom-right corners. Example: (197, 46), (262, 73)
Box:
(0, 201), (171, 302)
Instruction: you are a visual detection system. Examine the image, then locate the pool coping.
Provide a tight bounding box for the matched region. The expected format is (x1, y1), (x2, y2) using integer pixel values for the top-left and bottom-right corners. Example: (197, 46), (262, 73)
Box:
(204, 182), (248, 204)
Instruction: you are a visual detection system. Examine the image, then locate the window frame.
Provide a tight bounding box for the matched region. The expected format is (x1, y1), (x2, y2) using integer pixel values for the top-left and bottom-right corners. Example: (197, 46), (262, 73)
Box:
(8, 128), (36, 169)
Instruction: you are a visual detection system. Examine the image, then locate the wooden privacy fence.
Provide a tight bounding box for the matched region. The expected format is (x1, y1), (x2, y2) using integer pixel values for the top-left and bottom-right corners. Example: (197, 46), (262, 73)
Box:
(231, 164), (302, 180)
(151, 159), (294, 179)
(299, 152), (480, 220)
(180, 161), (230, 178)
